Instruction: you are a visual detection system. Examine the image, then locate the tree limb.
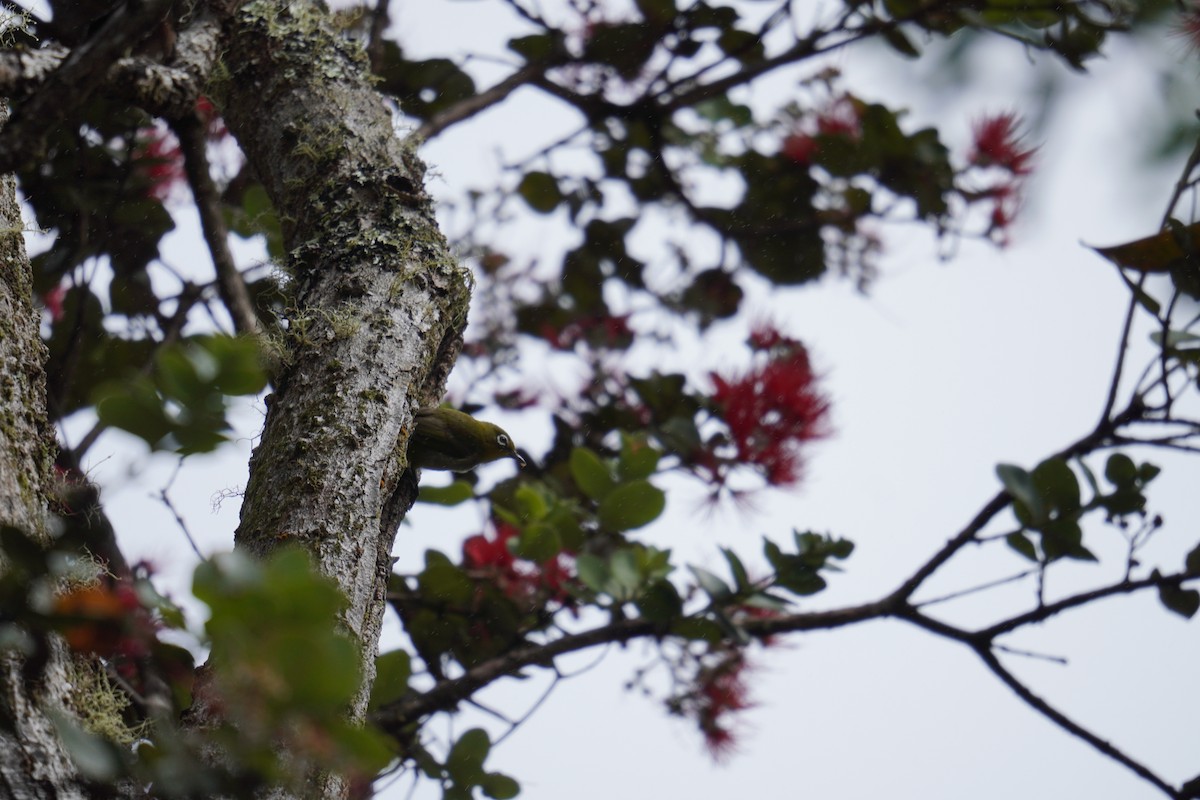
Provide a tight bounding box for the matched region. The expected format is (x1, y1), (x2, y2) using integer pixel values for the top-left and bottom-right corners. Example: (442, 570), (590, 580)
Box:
(172, 113), (259, 335)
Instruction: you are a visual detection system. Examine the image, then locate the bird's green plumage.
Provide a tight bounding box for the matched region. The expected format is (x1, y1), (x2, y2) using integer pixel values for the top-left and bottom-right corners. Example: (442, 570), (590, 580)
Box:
(408, 407), (526, 471)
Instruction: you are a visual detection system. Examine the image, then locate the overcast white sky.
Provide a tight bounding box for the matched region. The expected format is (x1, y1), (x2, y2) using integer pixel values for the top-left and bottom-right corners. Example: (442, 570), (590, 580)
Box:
(56, 3), (1200, 799)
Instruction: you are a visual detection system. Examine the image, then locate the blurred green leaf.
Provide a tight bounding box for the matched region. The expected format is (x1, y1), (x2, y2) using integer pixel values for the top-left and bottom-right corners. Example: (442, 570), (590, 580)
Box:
(597, 479), (665, 531)
(418, 481), (475, 506)
(570, 447), (616, 500)
(517, 171), (563, 214)
(370, 649), (412, 708)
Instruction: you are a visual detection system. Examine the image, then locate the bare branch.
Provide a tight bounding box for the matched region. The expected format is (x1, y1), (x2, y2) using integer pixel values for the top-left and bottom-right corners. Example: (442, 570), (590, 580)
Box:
(374, 599), (887, 730)
(975, 645), (1184, 799)
(979, 570), (1199, 640)
(416, 62), (546, 141)
(173, 113), (260, 335)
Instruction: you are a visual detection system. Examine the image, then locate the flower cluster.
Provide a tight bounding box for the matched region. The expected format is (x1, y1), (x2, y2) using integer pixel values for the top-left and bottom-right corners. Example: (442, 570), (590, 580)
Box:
(669, 650), (754, 761)
(539, 313), (634, 351)
(706, 324), (830, 488)
(52, 580), (157, 663)
(133, 123), (185, 201)
(780, 95), (863, 167)
(462, 521), (575, 608)
(966, 112), (1037, 244)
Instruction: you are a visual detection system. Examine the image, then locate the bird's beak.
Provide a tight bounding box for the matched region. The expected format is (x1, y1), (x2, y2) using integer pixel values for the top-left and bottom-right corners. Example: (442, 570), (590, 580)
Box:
(513, 453), (527, 468)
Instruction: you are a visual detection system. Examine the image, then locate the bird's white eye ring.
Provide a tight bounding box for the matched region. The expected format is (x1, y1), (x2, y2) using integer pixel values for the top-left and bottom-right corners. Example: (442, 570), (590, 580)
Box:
(497, 434), (510, 448)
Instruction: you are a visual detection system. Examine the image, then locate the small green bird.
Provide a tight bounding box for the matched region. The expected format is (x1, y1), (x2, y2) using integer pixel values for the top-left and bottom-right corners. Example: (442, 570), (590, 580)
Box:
(407, 407), (526, 472)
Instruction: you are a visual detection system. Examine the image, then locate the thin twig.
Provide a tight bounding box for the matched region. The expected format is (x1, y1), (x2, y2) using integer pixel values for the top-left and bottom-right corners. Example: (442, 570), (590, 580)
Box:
(1099, 270), (1145, 426)
(367, 0), (390, 73)
(979, 569), (1199, 640)
(992, 643), (1068, 665)
(158, 457), (205, 561)
(914, 568), (1038, 609)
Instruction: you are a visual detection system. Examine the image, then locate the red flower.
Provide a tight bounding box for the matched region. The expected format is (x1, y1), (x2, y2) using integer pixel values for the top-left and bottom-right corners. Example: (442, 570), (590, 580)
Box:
(709, 335), (830, 487)
(462, 523), (518, 570)
(1173, 4), (1200, 55)
(815, 97), (861, 139)
(134, 126), (185, 201)
(781, 97), (861, 167)
(462, 522), (576, 608)
(41, 282), (66, 322)
(195, 95), (228, 140)
(540, 314), (634, 351)
(693, 653), (754, 761)
(53, 581), (156, 659)
(969, 113), (1035, 176)
(781, 133), (818, 165)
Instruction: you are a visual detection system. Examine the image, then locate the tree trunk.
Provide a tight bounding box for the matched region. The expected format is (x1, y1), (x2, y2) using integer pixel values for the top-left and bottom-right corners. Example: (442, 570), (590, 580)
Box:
(220, 0), (467, 727)
(0, 108), (87, 799)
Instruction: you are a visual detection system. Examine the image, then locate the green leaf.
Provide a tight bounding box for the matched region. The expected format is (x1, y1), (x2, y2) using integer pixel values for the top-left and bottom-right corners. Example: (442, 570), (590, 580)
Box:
(636, 579), (683, 623)
(693, 96), (753, 128)
(508, 33), (560, 61)
(1006, 531), (1037, 561)
(369, 649), (412, 708)
(205, 334), (269, 395)
(517, 171), (563, 214)
(634, 0), (676, 23)
(575, 553), (610, 594)
(94, 379), (173, 449)
(1104, 453), (1137, 487)
(480, 772), (521, 799)
(50, 711), (125, 782)
(610, 548), (641, 599)
(514, 484), (549, 521)
(689, 565), (732, 600)
(716, 28), (764, 61)
(446, 728), (491, 783)
(883, 26), (920, 57)
(1186, 543), (1200, 574)
(996, 463), (1044, 525)
(1040, 518), (1093, 562)
(417, 480), (475, 506)
(617, 434), (661, 481)
(570, 447), (617, 500)
(1157, 577), (1200, 620)
(516, 522), (561, 562)
(1031, 458), (1080, 514)
(596, 479), (665, 531)
(721, 548), (751, 592)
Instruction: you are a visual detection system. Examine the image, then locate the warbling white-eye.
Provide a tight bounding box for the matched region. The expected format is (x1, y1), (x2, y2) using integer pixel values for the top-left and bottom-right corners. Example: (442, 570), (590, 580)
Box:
(407, 407), (526, 472)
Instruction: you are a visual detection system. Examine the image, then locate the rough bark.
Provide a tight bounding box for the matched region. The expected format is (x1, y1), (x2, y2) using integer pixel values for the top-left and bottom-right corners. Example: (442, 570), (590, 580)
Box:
(221, 0), (468, 717)
(0, 109), (87, 799)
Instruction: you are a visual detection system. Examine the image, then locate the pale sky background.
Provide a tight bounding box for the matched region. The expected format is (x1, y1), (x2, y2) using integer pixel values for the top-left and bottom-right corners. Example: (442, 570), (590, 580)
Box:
(40, 2), (1200, 799)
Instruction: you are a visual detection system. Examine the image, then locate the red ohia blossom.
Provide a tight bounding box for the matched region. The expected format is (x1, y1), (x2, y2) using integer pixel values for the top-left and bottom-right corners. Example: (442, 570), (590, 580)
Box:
(781, 133), (818, 166)
(462, 521), (576, 607)
(969, 112), (1035, 176)
(693, 653), (754, 761)
(134, 126), (185, 201)
(710, 331), (830, 487)
(41, 282), (66, 322)
(1173, 3), (1200, 55)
